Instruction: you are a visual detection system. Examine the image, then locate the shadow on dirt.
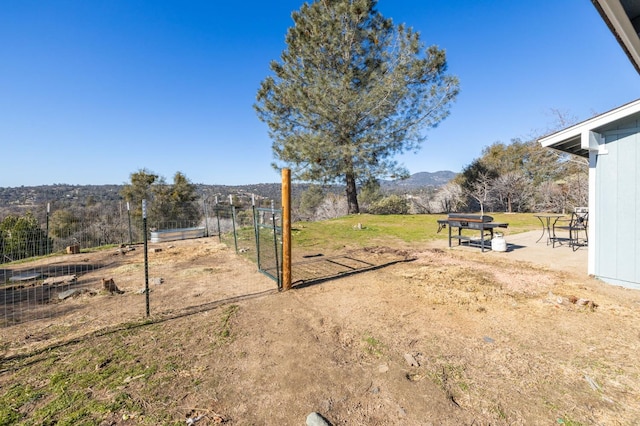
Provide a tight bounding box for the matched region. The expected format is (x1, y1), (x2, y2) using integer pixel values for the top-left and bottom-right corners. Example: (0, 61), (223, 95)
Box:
(291, 247), (415, 289)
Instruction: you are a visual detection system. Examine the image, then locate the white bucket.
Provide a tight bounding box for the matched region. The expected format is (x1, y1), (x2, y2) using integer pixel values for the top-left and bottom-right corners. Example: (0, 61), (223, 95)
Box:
(491, 233), (507, 252)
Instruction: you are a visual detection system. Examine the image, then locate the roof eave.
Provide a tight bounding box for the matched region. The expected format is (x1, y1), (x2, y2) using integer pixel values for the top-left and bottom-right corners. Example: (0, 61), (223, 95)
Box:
(539, 98), (640, 157)
(592, 0), (640, 74)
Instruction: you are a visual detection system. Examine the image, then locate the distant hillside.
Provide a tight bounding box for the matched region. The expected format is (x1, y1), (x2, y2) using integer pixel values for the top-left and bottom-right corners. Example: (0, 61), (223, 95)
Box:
(0, 171), (456, 213)
(380, 171), (456, 191)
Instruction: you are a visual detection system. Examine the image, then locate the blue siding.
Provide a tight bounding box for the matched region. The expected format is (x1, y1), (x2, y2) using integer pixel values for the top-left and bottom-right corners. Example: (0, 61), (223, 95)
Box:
(596, 123), (639, 288)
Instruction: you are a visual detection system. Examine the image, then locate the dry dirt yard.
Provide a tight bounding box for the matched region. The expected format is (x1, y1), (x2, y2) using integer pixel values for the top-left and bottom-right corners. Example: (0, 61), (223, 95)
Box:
(1, 236), (640, 425)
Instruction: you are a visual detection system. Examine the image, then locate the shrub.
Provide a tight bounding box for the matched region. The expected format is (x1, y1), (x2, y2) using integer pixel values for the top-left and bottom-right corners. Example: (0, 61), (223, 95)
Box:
(368, 195), (409, 215)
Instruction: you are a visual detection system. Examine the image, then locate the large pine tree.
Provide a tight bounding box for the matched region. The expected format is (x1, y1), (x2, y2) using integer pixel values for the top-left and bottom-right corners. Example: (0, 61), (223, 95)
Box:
(255, 0), (459, 213)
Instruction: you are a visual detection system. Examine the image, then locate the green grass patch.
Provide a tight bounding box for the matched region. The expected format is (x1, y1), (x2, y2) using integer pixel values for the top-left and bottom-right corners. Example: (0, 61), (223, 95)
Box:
(0, 383), (45, 425)
(292, 213), (541, 250)
(363, 335), (385, 357)
(214, 304), (239, 344)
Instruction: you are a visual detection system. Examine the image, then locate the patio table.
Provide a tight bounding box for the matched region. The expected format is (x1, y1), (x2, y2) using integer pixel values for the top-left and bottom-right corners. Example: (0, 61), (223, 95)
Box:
(533, 214), (565, 245)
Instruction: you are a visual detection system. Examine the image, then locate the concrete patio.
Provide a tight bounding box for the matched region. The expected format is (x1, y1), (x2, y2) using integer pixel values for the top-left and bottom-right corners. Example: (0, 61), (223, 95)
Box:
(435, 230), (588, 276)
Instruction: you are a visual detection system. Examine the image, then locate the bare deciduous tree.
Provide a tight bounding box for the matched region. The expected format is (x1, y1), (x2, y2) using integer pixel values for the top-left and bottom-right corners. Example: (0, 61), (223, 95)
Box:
(466, 173), (494, 216)
(492, 171), (532, 213)
(433, 182), (465, 213)
(315, 193), (348, 220)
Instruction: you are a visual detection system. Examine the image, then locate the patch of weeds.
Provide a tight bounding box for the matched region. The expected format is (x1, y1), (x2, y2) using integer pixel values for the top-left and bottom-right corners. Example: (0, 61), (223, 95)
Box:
(164, 360), (180, 372)
(106, 391), (138, 412)
(425, 361), (469, 407)
(17, 334), (156, 425)
(544, 400), (560, 411)
(31, 367), (114, 424)
(491, 403), (507, 420)
(363, 335), (384, 357)
(0, 383), (44, 425)
(211, 304), (239, 346)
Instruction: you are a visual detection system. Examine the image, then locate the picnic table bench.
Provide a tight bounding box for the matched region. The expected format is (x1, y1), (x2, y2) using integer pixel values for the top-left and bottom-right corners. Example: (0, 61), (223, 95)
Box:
(437, 214), (509, 252)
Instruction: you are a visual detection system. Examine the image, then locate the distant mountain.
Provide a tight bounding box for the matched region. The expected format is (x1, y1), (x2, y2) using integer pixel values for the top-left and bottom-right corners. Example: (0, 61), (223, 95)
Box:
(380, 171), (456, 191)
(0, 171), (456, 214)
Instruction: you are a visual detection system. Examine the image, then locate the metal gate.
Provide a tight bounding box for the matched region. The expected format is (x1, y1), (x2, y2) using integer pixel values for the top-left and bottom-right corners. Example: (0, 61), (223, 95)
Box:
(253, 206), (282, 290)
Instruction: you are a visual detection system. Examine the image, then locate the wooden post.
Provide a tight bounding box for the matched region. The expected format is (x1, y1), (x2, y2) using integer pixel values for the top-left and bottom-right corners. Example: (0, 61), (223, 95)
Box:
(281, 168), (292, 291)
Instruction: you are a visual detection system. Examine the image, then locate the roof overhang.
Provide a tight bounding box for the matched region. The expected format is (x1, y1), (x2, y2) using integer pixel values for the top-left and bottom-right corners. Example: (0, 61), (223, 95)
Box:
(592, 0), (640, 74)
(539, 98), (640, 157)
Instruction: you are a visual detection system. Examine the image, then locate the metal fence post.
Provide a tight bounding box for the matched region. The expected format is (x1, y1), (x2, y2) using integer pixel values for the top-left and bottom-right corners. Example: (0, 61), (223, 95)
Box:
(127, 202), (133, 245)
(203, 197), (209, 237)
(281, 168), (292, 290)
(230, 195), (238, 253)
(142, 199), (150, 317)
(271, 208), (281, 290)
(46, 203), (50, 255)
(215, 196), (221, 242)
(252, 194), (261, 271)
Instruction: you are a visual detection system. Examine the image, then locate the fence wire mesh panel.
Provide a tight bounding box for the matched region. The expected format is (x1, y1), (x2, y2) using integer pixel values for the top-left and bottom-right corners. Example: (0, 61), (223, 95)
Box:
(209, 204), (240, 251)
(1, 198), (277, 359)
(253, 207), (282, 289)
(1, 201), (135, 263)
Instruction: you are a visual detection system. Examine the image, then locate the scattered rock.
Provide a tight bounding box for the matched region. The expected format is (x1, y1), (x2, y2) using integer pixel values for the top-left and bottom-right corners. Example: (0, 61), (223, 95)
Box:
(568, 295), (598, 310)
(151, 277), (164, 285)
(306, 412), (330, 426)
(404, 353), (419, 367)
(406, 373), (424, 382)
(186, 414), (206, 425)
(43, 275), (77, 285)
(58, 289), (80, 300)
(378, 364), (389, 373)
(114, 245), (135, 255)
(483, 336), (495, 344)
(152, 248), (163, 253)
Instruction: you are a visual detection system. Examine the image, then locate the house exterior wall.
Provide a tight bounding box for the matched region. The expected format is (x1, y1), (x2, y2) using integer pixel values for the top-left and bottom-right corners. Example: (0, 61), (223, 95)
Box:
(594, 120), (640, 289)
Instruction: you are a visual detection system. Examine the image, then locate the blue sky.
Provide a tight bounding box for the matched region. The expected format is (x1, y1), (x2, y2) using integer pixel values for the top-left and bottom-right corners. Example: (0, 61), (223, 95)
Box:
(1, 0), (637, 188)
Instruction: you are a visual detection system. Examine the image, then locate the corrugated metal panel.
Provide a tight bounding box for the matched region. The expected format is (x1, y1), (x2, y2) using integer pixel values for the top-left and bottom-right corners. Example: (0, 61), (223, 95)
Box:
(150, 227), (206, 243)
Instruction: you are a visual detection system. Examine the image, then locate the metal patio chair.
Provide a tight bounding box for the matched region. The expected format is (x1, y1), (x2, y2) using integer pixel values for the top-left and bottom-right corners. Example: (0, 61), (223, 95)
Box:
(552, 208), (588, 250)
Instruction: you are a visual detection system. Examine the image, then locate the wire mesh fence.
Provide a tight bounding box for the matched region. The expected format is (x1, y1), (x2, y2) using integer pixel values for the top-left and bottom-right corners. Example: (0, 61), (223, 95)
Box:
(253, 207), (283, 289)
(1, 196), (283, 358)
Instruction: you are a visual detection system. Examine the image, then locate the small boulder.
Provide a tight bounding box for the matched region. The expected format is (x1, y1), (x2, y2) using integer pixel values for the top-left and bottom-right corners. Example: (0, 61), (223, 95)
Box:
(306, 412), (330, 426)
(58, 289), (80, 300)
(404, 353), (420, 367)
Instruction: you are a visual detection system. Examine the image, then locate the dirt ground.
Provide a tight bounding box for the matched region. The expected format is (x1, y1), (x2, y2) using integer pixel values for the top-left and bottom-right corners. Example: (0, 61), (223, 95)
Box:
(1, 235), (640, 425)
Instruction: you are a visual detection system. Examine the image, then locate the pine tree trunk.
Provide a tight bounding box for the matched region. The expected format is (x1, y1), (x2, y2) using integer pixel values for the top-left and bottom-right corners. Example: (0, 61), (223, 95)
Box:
(345, 172), (359, 214)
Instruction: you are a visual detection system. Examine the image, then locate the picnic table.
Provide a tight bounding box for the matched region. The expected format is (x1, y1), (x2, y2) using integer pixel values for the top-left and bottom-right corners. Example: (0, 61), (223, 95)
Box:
(437, 214), (509, 252)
